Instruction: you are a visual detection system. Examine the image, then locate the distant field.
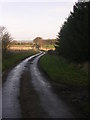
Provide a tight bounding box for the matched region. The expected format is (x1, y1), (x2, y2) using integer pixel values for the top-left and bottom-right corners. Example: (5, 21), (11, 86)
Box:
(9, 46), (33, 50)
(9, 44), (55, 51)
(40, 45), (55, 51)
(9, 44), (33, 50)
(10, 45), (32, 47)
(42, 44), (55, 49)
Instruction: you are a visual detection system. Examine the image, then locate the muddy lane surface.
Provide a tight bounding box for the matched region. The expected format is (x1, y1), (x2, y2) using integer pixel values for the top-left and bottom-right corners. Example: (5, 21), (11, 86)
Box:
(2, 52), (41, 118)
(30, 53), (74, 118)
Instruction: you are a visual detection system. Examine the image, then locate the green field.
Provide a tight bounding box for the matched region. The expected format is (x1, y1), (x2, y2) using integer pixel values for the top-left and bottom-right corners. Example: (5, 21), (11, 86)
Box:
(2, 50), (38, 71)
(40, 54), (88, 87)
(43, 45), (55, 49)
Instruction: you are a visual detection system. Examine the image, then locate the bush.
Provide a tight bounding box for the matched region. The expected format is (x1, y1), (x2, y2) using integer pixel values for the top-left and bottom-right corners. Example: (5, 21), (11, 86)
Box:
(47, 50), (57, 55)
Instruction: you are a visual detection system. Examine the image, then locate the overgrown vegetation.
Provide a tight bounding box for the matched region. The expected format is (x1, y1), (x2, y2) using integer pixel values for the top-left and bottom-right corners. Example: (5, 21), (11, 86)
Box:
(39, 54), (88, 117)
(40, 54), (88, 87)
(0, 26), (12, 53)
(2, 50), (38, 71)
(0, 26), (39, 71)
(55, 2), (88, 63)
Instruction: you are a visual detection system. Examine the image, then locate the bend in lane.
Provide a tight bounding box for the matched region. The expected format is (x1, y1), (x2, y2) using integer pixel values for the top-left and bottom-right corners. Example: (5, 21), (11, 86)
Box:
(30, 53), (74, 118)
(2, 52), (42, 118)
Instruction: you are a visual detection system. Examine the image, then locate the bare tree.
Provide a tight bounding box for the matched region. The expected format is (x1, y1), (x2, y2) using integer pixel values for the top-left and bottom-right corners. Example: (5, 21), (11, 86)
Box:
(0, 26), (6, 39)
(0, 26), (12, 53)
(2, 32), (12, 53)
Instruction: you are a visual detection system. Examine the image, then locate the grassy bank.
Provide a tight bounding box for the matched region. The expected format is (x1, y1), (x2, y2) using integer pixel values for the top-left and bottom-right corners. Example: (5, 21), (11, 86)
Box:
(39, 54), (88, 117)
(40, 54), (88, 87)
(2, 50), (38, 71)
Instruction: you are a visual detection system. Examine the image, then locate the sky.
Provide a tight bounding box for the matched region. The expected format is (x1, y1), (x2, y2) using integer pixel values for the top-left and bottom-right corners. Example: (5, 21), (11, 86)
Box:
(0, 0), (78, 41)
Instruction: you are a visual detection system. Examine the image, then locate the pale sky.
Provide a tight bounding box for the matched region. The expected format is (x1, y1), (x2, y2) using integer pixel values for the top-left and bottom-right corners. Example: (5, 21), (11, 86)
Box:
(0, 0), (78, 41)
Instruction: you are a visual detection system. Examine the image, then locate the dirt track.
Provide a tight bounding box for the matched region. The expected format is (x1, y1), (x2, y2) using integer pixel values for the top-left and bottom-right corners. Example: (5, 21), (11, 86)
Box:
(20, 53), (74, 118)
(3, 52), (87, 118)
(2, 53), (41, 118)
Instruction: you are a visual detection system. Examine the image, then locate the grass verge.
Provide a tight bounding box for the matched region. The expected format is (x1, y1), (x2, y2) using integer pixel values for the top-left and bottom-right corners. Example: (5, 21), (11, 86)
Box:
(39, 54), (88, 87)
(2, 50), (38, 71)
(39, 54), (88, 117)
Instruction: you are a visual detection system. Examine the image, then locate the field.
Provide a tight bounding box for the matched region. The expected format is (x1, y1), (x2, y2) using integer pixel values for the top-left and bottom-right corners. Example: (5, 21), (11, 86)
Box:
(9, 43), (55, 51)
